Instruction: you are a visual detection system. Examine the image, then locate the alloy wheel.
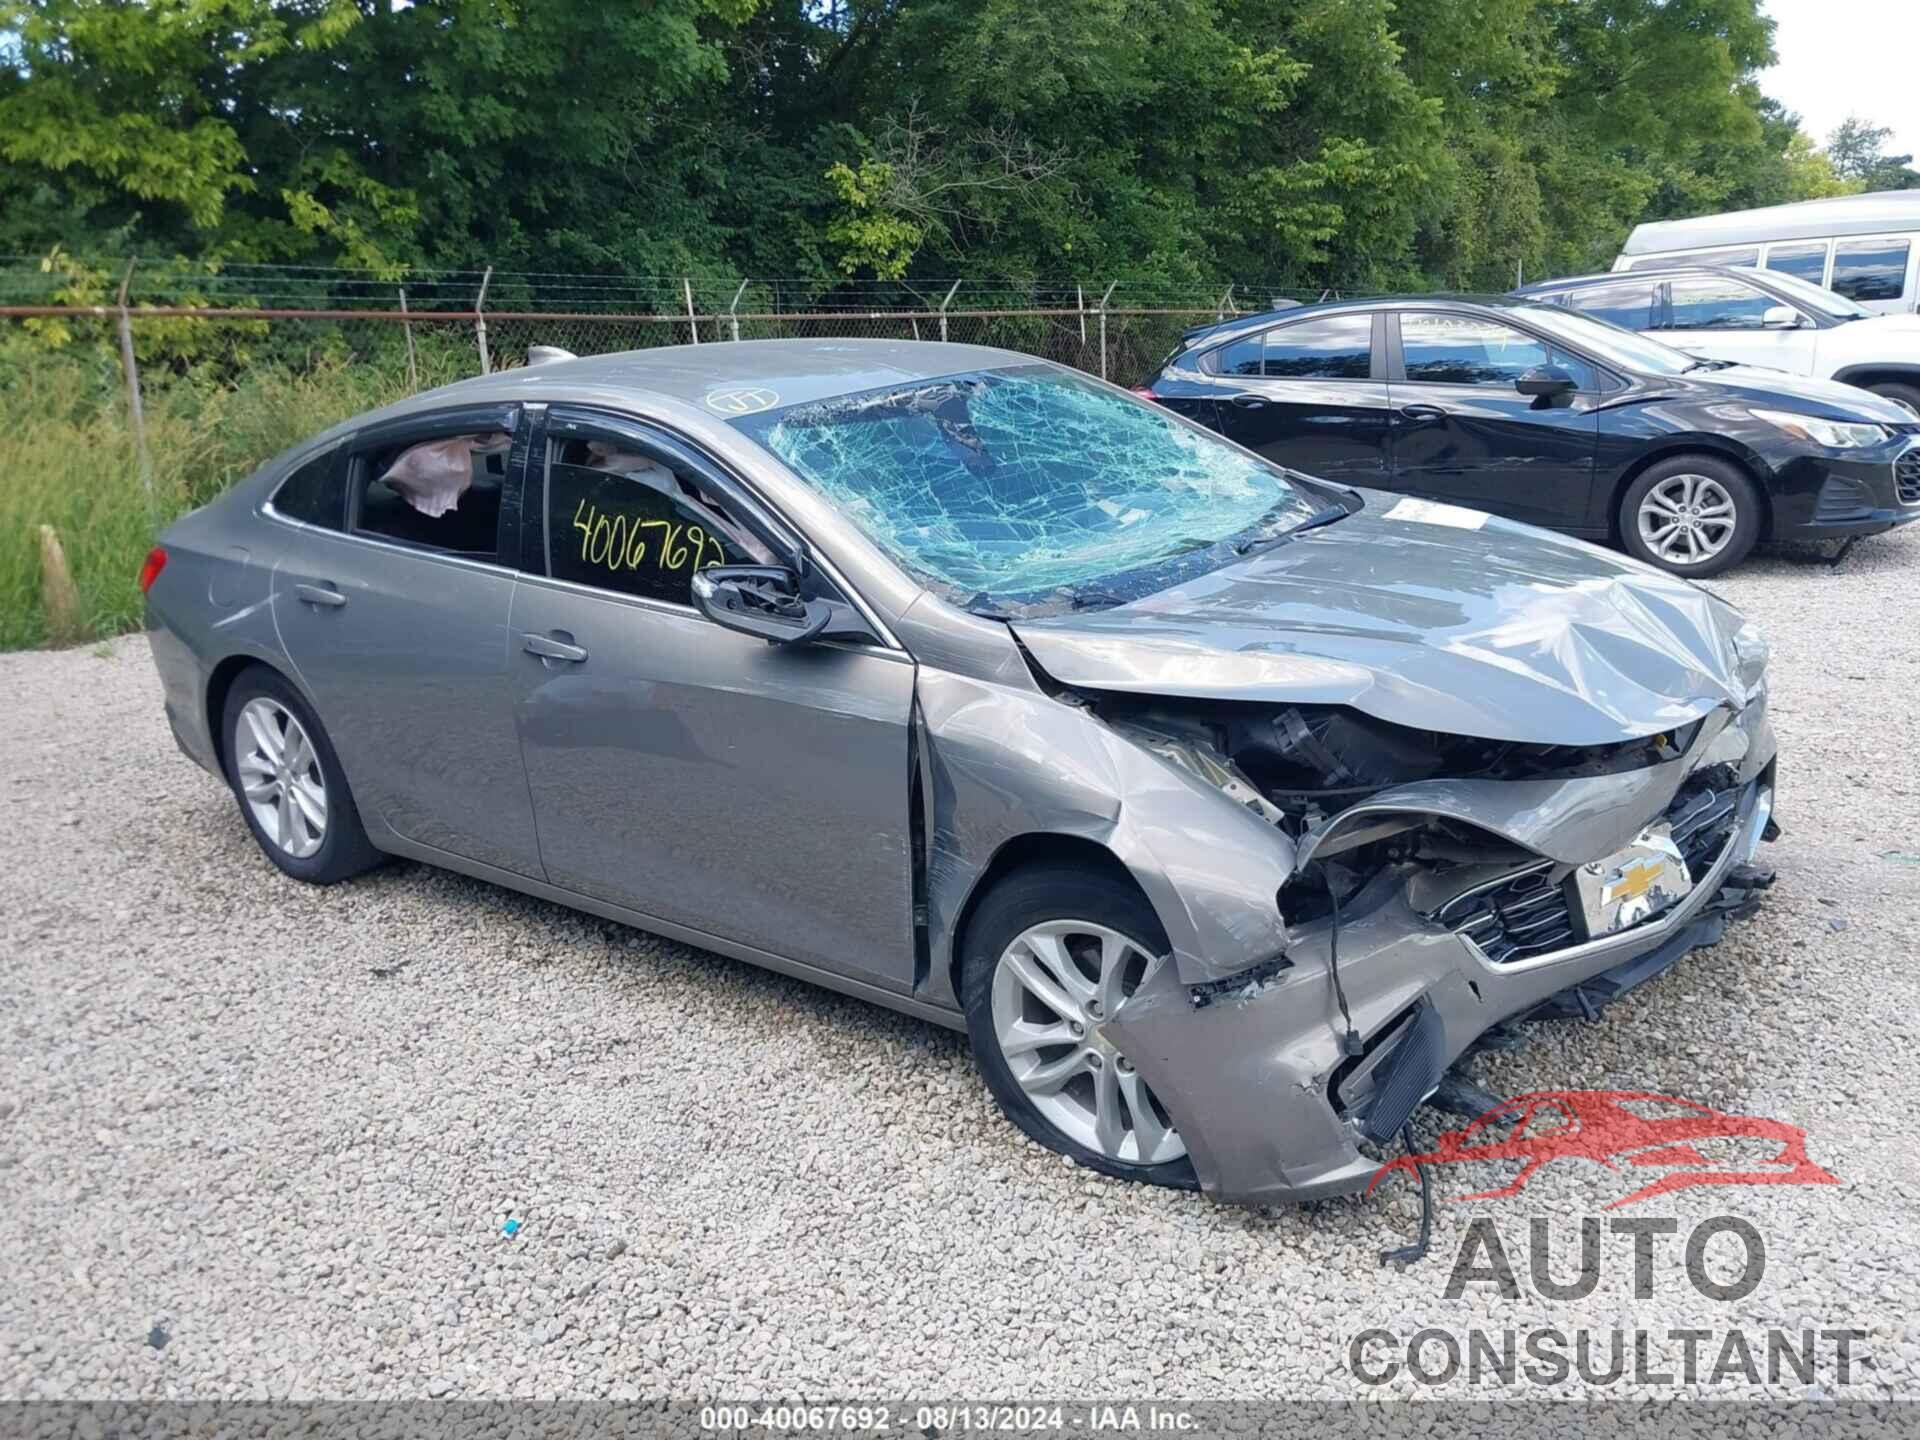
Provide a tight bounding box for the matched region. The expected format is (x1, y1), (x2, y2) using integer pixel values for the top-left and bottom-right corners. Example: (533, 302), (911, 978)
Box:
(1637, 473), (1737, 566)
(989, 919), (1186, 1166)
(234, 697), (328, 859)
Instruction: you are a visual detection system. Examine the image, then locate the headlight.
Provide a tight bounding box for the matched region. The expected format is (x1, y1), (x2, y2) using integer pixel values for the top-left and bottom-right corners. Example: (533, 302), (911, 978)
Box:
(1732, 618), (1770, 698)
(1749, 408), (1887, 449)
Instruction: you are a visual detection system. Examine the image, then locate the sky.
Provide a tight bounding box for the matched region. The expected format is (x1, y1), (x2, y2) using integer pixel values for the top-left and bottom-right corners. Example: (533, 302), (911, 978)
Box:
(1759, 0), (1920, 162)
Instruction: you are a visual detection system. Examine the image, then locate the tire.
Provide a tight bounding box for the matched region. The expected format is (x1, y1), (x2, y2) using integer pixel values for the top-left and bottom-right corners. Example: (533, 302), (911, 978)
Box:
(1618, 454), (1762, 577)
(221, 664), (384, 884)
(961, 863), (1198, 1189)
(1865, 380), (1920, 419)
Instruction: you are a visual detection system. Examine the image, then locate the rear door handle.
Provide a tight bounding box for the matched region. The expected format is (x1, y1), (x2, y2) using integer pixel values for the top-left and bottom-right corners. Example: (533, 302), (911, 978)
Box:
(293, 583), (347, 608)
(522, 632), (588, 664)
(1229, 394), (1269, 409)
(1398, 403), (1448, 421)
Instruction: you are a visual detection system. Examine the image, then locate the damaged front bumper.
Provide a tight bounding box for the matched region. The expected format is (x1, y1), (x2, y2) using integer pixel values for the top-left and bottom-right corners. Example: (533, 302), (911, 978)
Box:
(1101, 705), (1777, 1207)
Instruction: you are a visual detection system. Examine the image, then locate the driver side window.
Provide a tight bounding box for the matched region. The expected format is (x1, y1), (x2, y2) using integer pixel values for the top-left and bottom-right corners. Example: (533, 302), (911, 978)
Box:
(543, 436), (770, 607)
(1400, 313), (1597, 389)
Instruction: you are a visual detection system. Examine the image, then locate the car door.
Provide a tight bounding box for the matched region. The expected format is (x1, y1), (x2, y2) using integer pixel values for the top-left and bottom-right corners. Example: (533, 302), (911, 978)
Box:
(506, 407), (919, 993)
(271, 402), (545, 878)
(1201, 312), (1393, 483)
(1386, 309), (1601, 529)
(1654, 274), (1818, 373)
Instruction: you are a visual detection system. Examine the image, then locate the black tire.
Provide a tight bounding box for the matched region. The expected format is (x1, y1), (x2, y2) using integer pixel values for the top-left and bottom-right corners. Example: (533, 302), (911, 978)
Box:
(1618, 454), (1762, 577)
(1865, 380), (1920, 418)
(221, 664), (384, 884)
(961, 863), (1198, 1189)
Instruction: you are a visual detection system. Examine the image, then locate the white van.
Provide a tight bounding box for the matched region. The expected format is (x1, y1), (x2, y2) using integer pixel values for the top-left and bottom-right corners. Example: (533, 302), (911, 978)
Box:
(1614, 191), (1920, 316)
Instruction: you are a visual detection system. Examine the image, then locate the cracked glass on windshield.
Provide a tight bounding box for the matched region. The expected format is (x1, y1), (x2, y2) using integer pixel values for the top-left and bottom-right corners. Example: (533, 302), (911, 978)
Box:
(731, 366), (1318, 613)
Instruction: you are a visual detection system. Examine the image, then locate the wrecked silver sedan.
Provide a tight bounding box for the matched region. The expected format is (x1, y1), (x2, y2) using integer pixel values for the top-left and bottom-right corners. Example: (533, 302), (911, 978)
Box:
(144, 340), (1777, 1205)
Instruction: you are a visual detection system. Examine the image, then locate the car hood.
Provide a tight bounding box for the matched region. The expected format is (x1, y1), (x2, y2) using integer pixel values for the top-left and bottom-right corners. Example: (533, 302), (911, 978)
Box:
(1009, 497), (1750, 747)
(1670, 364), (1916, 423)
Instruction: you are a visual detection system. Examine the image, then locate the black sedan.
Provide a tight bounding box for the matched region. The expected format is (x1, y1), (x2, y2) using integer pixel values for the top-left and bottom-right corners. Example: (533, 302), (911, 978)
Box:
(1142, 295), (1920, 575)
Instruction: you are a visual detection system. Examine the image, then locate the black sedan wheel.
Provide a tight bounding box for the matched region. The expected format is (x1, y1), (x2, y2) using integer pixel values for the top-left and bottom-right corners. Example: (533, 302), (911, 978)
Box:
(1619, 456), (1760, 577)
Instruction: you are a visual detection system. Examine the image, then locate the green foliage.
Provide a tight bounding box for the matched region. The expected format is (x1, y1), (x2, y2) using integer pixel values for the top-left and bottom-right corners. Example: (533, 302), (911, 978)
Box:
(0, 0), (1867, 294)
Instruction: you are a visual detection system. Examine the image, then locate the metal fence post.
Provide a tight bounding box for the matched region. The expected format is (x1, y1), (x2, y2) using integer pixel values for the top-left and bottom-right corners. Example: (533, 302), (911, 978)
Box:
(474, 266), (494, 374)
(1096, 281), (1118, 382)
(728, 280), (748, 343)
(938, 280), (961, 343)
(1216, 284), (1235, 322)
(398, 289), (419, 391)
(1076, 284), (1086, 347)
(115, 261), (152, 494)
(684, 277), (701, 345)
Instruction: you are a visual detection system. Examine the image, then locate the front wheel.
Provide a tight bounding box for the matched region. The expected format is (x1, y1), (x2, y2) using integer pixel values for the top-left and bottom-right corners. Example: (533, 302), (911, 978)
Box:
(1619, 456), (1761, 577)
(961, 864), (1197, 1188)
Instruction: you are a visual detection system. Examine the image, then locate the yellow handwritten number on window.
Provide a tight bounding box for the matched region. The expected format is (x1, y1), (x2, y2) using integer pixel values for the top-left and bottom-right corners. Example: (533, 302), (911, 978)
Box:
(572, 496), (725, 578)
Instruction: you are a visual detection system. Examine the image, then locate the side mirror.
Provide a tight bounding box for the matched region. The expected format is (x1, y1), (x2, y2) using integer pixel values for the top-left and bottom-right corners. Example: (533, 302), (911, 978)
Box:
(1515, 365), (1577, 400)
(692, 565), (832, 645)
(1760, 305), (1802, 330)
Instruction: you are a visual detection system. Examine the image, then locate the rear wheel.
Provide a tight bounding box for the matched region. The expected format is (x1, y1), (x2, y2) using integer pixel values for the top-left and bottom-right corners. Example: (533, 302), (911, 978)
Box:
(961, 864), (1197, 1188)
(1865, 380), (1920, 418)
(221, 666), (383, 884)
(1618, 455), (1761, 577)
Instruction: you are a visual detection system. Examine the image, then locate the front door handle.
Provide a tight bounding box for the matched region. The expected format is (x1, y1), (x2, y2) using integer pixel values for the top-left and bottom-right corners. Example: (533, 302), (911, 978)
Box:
(1398, 403), (1448, 422)
(1228, 393), (1269, 409)
(522, 632), (588, 664)
(293, 583), (347, 608)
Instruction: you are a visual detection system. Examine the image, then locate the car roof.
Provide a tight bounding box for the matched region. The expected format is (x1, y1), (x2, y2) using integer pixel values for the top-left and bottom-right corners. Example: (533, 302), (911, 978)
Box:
(323, 338), (1043, 438)
(1174, 293), (1548, 355)
(1512, 264), (1768, 296)
(1621, 190), (1920, 255)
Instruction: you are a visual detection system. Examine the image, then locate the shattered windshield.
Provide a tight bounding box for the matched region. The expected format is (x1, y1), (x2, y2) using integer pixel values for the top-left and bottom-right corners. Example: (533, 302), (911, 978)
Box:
(731, 366), (1321, 613)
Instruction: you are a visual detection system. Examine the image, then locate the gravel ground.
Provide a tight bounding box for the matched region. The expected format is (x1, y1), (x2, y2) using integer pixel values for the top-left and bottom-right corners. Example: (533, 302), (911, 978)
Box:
(3, 530), (1919, 1407)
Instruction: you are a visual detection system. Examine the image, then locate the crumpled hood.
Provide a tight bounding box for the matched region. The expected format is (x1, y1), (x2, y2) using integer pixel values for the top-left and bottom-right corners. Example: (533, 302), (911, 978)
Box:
(1010, 497), (1750, 747)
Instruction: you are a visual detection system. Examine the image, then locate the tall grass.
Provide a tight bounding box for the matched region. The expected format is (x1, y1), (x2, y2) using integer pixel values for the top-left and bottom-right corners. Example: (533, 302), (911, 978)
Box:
(0, 349), (439, 650)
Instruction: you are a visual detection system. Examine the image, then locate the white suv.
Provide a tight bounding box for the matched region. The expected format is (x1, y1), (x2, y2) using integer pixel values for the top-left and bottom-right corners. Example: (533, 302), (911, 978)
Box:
(1512, 266), (1920, 415)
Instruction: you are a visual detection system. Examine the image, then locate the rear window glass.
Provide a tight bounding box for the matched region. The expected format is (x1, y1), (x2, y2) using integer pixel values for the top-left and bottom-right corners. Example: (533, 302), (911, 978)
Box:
(1832, 239), (1910, 302)
(1764, 242), (1828, 284)
(354, 431), (512, 557)
(1563, 281), (1656, 331)
(272, 448), (343, 529)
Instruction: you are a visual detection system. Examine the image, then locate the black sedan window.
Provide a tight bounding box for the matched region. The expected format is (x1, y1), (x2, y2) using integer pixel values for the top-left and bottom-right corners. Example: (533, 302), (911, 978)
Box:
(1399, 314), (1597, 389)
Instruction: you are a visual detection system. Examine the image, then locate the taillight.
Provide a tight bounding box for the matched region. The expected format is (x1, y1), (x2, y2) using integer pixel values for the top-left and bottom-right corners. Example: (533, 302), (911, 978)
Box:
(1131, 387), (1159, 402)
(138, 546), (168, 594)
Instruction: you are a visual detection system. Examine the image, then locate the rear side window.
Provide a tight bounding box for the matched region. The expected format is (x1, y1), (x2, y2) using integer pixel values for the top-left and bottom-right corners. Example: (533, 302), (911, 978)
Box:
(1663, 276), (1775, 330)
(1254, 315), (1374, 379)
(1764, 242), (1828, 283)
(272, 448), (343, 529)
(1832, 238), (1911, 302)
(543, 438), (769, 607)
(354, 431), (513, 558)
(1626, 247), (1760, 271)
(1563, 281), (1656, 331)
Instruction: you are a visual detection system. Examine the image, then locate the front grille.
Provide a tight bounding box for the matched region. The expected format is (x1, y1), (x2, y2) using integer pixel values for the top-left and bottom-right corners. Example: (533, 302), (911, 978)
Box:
(1896, 447), (1920, 505)
(1437, 864), (1576, 965)
(1439, 777), (1745, 964)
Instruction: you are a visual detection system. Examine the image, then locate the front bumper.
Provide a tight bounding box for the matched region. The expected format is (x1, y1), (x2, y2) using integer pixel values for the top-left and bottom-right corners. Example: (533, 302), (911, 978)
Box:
(1102, 707), (1778, 1207)
(1769, 436), (1920, 539)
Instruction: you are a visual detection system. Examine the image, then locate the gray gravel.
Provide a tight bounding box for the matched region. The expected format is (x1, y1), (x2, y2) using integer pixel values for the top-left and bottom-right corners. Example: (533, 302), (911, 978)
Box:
(3, 530), (1919, 1404)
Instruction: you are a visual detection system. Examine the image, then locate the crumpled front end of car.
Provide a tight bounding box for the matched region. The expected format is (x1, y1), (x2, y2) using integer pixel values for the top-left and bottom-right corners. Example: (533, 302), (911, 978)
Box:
(1093, 691), (1777, 1205)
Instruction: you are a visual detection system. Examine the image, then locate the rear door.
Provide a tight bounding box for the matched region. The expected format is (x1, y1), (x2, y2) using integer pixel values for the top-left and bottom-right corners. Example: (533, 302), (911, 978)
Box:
(1653, 274), (1817, 373)
(1385, 309), (1602, 529)
(505, 407), (919, 993)
(1201, 312), (1393, 483)
(271, 402), (545, 878)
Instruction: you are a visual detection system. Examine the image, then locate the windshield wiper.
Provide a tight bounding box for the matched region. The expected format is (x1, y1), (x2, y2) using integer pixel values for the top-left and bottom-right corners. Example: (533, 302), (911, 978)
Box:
(1234, 502), (1352, 556)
